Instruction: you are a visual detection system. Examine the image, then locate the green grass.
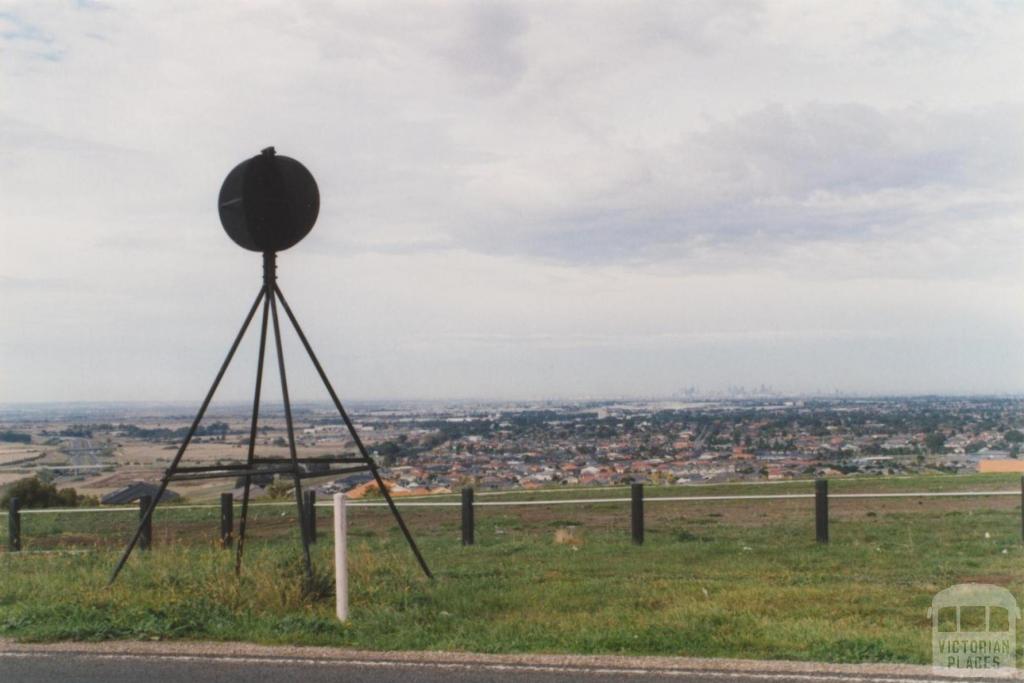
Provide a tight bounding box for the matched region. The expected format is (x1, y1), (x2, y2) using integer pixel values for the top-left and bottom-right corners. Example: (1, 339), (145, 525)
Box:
(1, 475), (1022, 665)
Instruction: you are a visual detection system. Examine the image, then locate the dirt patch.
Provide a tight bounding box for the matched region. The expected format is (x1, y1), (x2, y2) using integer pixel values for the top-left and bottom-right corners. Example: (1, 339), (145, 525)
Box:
(956, 574), (1020, 586)
(553, 526), (584, 547)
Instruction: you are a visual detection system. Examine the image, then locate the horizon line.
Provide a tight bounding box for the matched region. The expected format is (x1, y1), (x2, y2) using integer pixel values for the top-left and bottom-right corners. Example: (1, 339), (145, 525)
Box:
(2, 392), (1023, 408)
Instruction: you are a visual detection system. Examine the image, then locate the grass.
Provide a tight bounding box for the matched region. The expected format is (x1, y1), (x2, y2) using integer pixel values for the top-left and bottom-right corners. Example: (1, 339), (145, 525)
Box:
(0, 475), (1022, 666)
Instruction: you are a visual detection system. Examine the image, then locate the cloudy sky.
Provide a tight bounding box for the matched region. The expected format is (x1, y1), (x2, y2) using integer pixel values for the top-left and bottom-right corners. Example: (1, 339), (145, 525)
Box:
(1, 1), (1023, 404)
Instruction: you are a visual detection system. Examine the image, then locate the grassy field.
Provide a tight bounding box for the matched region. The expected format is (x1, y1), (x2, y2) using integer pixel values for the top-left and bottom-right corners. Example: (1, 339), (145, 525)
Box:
(1, 474), (1022, 665)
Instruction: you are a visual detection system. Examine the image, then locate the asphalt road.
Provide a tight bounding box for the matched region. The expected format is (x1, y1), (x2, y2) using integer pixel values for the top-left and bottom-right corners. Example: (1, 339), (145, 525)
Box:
(64, 437), (100, 476)
(1, 650), (1017, 683)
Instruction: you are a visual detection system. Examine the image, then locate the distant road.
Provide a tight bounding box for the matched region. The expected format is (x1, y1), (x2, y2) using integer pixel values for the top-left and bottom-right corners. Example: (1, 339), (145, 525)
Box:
(62, 437), (103, 476)
(0, 643), (1012, 683)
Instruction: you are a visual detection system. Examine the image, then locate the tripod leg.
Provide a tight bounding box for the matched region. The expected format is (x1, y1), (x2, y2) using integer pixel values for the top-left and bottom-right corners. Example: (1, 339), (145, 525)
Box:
(268, 289), (314, 583)
(236, 292), (271, 575)
(273, 285), (433, 579)
(110, 286), (266, 585)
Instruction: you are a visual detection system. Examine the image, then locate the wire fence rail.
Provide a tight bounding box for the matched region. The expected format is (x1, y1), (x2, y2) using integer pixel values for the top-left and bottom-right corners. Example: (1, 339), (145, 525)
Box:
(3, 479), (1023, 552)
(1, 488), (1020, 513)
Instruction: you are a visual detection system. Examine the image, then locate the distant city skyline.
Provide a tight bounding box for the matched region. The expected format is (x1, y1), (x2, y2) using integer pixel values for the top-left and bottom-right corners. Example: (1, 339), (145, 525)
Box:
(2, 3), (1023, 403)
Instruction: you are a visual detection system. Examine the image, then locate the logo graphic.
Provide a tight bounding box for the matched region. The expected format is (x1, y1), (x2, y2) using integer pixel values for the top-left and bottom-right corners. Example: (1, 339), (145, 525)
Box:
(929, 584), (1019, 675)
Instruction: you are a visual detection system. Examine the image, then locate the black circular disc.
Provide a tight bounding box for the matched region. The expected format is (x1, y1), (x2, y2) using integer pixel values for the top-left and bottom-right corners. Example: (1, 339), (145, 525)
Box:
(218, 147), (320, 252)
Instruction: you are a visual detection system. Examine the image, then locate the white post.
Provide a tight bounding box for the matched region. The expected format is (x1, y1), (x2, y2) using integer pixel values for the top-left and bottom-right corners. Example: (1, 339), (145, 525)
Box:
(333, 492), (348, 622)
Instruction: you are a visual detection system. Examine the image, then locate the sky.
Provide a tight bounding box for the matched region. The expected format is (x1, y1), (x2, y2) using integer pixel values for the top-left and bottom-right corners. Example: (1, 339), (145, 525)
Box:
(1, 1), (1023, 404)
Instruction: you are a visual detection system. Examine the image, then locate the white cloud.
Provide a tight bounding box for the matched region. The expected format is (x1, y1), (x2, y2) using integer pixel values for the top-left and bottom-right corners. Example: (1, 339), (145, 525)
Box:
(1, 1), (1022, 401)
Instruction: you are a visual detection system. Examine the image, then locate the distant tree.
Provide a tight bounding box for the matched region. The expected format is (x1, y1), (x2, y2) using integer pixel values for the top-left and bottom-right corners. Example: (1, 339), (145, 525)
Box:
(925, 432), (947, 453)
(1004, 430), (1024, 444)
(377, 440), (402, 456)
(0, 430), (31, 444)
(197, 421), (230, 437)
(58, 425), (93, 438)
(375, 440), (402, 467)
(362, 480), (393, 498)
(0, 477), (97, 508)
(233, 473), (273, 488)
(265, 479), (292, 499)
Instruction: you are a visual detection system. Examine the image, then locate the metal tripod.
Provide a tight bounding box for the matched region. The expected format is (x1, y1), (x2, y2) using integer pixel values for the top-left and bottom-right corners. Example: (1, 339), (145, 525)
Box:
(109, 252), (432, 584)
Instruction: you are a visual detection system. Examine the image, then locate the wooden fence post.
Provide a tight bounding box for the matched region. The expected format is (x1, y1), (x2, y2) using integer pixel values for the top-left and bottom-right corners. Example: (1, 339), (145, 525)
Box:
(8, 497), (20, 552)
(1020, 475), (1023, 544)
(220, 492), (233, 548)
(305, 490), (317, 544)
(139, 495), (152, 551)
(631, 483), (644, 545)
(461, 487), (474, 546)
(815, 479), (829, 544)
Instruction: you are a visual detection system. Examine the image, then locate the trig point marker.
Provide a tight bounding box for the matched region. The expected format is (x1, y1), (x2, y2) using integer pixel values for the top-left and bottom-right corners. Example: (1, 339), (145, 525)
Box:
(334, 492), (348, 622)
(107, 146), (431, 588)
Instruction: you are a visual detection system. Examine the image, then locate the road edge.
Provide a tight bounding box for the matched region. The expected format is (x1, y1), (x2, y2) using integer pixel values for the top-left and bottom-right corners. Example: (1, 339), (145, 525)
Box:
(3, 638), (1017, 679)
